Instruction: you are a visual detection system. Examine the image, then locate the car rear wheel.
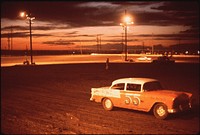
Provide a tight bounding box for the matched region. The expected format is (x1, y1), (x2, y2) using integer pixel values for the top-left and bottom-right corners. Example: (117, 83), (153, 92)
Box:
(153, 103), (168, 120)
(102, 98), (113, 111)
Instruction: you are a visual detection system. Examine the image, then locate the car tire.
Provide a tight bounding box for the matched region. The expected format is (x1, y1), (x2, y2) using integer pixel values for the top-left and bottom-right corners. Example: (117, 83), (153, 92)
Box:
(102, 98), (113, 111)
(153, 103), (168, 120)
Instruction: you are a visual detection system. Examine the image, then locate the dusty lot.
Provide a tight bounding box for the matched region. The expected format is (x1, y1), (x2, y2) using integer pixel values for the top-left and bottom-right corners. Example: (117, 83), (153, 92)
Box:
(1, 63), (199, 134)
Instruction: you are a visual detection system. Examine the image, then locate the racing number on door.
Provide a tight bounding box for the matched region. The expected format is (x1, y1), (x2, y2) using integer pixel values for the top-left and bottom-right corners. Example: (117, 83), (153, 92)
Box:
(125, 96), (140, 106)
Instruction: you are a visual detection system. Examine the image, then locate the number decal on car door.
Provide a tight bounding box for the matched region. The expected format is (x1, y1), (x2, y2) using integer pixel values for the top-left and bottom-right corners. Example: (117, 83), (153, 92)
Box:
(132, 97), (140, 106)
(125, 95), (140, 106)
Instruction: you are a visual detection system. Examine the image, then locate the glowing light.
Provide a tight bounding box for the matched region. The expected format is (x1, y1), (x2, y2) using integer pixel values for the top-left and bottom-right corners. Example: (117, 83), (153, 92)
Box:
(20, 12), (26, 17)
(123, 16), (134, 25)
(124, 16), (131, 23)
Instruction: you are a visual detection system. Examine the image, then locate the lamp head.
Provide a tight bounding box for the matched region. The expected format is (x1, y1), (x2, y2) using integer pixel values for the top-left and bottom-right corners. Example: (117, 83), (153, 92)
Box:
(124, 16), (131, 23)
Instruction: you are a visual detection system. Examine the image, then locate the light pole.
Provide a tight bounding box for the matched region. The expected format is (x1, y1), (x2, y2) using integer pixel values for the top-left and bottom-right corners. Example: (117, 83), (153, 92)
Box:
(120, 10), (133, 61)
(20, 11), (35, 65)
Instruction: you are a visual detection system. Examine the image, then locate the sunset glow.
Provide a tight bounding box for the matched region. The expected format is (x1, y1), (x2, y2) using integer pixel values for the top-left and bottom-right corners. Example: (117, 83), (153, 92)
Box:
(1, 1), (199, 52)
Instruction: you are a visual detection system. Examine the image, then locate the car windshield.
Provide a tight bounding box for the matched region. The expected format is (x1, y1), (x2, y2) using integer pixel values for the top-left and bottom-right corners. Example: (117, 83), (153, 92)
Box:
(143, 81), (163, 91)
(111, 83), (125, 90)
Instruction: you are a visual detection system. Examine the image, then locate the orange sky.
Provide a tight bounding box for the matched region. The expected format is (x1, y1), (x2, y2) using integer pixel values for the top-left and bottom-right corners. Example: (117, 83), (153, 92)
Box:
(1, 1), (199, 51)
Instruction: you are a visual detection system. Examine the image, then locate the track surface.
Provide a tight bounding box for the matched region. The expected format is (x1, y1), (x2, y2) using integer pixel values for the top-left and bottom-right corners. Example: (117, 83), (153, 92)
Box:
(1, 63), (199, 134)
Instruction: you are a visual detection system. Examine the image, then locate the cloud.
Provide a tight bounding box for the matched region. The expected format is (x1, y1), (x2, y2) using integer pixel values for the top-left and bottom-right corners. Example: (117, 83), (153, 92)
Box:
(80, 42), (123, 51)
(33, 33), (53, 38)
(61, 34), (95, 38)
(43, 39), (75, 46)
(1, 24), (69, 31)
(60, 31), (98, 38)
(77, 2), (119, 8)
(64, 31), (96, 37)
(1, 31), (52, 38)
(180, 26), (199, 35)
(132, 33), (199, 40)
(1, 1), (198, 29)
(1, 25), (28, 31)
(1, 32), (29, 38)
(66, 31), (79, 35)
(150, 2), (199, 27)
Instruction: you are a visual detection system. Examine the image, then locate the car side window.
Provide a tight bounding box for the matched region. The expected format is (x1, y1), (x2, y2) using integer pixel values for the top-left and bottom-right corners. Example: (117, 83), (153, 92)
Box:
(111, 83), (125, 90)
(127, 83), (141, 91)
(143, 81), (163, 91)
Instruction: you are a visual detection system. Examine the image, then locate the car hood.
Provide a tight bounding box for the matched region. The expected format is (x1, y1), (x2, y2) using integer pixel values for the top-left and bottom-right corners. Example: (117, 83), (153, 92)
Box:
(92, 86), (110, 90)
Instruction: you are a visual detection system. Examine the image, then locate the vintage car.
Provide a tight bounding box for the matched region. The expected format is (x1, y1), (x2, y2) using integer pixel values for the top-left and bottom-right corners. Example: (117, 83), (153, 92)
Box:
(137, 56), (152, 61)
(152, 55), (175, 64)
(90, 78), (193, 119)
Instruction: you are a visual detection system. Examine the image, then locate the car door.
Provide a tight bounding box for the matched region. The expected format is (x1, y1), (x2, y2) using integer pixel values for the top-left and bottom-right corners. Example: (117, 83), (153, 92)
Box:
(120, 83), (143, 110)
(109, 83), (125, 107)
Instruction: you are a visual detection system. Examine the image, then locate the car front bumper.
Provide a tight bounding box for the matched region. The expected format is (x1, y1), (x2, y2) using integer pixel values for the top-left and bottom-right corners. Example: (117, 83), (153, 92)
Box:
(168, 103), (192, 113)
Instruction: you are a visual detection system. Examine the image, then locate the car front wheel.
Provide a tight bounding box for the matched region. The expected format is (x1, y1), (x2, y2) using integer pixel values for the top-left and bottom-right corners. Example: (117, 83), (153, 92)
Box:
(153, 103), (168, 120)
(102, 98), (113, 111)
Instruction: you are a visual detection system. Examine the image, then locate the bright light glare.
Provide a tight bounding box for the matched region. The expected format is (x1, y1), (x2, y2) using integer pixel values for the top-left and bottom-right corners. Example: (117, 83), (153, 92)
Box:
(20, 12), (26, 17)
(124, 16), (132, 23)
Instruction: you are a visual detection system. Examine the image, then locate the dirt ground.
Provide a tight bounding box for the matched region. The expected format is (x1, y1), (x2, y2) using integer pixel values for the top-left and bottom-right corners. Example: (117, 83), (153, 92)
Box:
(1, 63), (199, 134)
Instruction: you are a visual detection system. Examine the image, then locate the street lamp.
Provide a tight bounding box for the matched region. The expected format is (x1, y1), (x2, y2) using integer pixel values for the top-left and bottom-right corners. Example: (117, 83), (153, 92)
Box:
(120, 10), (133, 61)
(20, 11), (35, 65)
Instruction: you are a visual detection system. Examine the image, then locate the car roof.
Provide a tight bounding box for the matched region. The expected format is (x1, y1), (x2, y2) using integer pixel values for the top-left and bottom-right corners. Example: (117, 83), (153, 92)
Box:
(112, 78), (158, 85)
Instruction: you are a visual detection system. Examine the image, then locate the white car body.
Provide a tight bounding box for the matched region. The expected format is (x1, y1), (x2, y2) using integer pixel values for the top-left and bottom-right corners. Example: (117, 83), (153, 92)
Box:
(137, 56), (151, 61)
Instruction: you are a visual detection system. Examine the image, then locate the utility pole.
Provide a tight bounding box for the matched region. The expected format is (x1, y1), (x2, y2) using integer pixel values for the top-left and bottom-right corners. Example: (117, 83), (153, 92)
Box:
(96, 34), (101, 53)
(29, 16), (33, 64)
(179, 39), (181, 54)
(120, 10), (133, 61)
(7, 32), (10, 50)
(99, 35), (101, 51)
(80, 40), (83, 54)
(20, 11), (35, 64)
(142, 41), (144, 54)
(152, 33), (154, 54)
(96, 35), (99, 53)
(121, 33), (124, 53)
(11, 26), (13, 50)
(124, 18), (128, 60)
